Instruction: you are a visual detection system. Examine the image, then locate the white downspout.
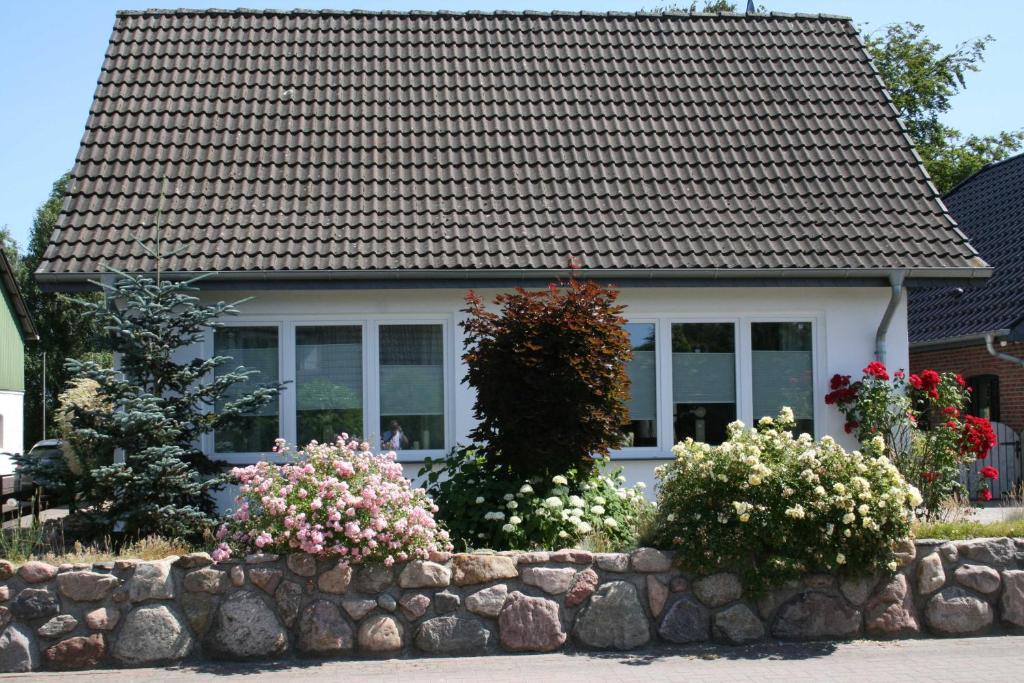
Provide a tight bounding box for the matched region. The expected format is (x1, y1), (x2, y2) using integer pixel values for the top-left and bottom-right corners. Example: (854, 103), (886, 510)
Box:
(985, 333), (1024, 367)
(875, 271), (907, 364)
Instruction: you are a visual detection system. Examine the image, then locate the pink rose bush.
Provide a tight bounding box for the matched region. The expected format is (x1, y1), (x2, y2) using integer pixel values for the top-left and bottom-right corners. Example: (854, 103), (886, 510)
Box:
(212, 436), (451, 564)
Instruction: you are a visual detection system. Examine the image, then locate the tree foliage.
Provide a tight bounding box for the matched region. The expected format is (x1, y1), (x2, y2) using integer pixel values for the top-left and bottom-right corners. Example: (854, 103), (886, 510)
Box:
(67, 272), (282, 542)
(16, 174), (109, 450)
(461, 275), (632, 478)
(863, 22), (1024, 193)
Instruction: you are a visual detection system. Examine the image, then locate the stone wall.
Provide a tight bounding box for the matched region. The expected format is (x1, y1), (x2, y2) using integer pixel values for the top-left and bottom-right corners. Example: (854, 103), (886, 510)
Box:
(1, 538), (1023, 672)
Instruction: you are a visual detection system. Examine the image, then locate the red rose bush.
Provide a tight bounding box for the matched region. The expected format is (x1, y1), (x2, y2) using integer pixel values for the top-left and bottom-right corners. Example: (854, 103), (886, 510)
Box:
(825, 363), (997, 514)
(212, 436), (451, 563)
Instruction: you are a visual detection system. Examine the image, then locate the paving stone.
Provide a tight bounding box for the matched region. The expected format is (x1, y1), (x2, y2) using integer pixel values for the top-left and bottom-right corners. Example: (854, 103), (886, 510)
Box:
(839, 574), (877, 606)
(342, 598), (378, 621)
(274, 581), (303, 628)
(550, 549), (593, 564)
(0, 561), (13, 581)
(174, 552), (213, 569)
(434, 590), (461, 614)
(249, 567), (282, 595)
(354, 565), (395, 593)
(957, 538), (1017, 567)
(647, 575), (669, 618)
(377, 594), (397, 612)
(180, 591), (218, 637)
(499, 591), (566, 652)
(573, 581), (649, 650)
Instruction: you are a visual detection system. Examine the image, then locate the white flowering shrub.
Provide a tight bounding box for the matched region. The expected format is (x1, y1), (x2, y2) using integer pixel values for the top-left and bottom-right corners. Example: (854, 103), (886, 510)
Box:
(420, 448), (653, 551)
(652, 408), (919, 590)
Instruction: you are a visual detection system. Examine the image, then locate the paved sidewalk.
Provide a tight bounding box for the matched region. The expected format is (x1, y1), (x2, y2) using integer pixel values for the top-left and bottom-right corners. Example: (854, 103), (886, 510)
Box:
(5, 636), (1023, 682)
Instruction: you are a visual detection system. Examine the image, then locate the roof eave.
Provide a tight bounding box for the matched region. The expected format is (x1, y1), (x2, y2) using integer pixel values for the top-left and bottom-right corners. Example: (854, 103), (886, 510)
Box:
(35, 265), (994, 292)
(0, 251), (39, 341)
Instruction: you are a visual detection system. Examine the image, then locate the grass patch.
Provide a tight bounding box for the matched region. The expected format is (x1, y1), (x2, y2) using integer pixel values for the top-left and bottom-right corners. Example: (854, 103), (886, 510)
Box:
(1, 520), (195, 565)
(914, 519), (1024, 540)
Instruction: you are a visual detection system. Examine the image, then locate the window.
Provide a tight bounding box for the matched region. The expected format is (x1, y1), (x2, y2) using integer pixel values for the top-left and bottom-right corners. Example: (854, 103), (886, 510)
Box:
(622, 323), (657, 447)
(968, 374), (1000, 422)
(378, 324), (445, 451)
(296, 326), (363, 445)
(214, 326), (279, 453)
(751, 322), (814, 435)
(671, 323), (736, 445)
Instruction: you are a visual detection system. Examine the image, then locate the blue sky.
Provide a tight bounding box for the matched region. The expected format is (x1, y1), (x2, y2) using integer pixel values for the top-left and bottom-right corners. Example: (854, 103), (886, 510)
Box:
(1, 0), (1022, 251)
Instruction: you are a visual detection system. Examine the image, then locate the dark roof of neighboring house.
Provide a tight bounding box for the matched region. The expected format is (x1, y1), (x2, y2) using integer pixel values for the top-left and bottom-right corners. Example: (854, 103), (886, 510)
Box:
(0, 250), (39, 341)
(37, 9), (989, 285)
(909, 152), (1024, 345)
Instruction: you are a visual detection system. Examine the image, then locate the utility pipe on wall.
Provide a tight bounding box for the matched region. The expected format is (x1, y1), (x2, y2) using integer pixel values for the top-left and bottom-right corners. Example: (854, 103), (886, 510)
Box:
(985, 333), (1024, 367)
(874, 271), (907, 364)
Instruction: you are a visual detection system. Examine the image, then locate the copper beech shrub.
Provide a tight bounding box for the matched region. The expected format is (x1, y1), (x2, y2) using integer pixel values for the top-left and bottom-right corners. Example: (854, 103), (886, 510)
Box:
(461, 273), (632, 478)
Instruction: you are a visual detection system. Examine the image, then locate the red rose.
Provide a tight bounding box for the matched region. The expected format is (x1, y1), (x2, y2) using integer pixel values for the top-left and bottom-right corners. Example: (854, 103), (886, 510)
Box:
(955, 374), (966, 387)
(909, 374), (923, 390)
(844, 420), (859, 434)
(863, 361), (890, 381)
(979, 488), (993, 502)
(980, 466), (999, 480)
(894, 370), (905, 379)
(830, 373), (851, 391)
(942, 406), (959, 417)
(962, 415), (997, 459)
(921, 470), (939, 483)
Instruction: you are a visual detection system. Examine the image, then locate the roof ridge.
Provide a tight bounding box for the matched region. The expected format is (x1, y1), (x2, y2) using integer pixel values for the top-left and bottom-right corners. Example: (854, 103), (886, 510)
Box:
(943, 149), (1024, 198)
(114, 8), (853, 21)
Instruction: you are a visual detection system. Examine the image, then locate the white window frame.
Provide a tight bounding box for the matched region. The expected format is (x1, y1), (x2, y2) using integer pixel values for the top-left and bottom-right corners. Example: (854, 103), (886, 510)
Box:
(204, 320), (286, 464)
(616, 318), (663, 459)
(745, 314), (825, 440)
(204, 314), (454, 465)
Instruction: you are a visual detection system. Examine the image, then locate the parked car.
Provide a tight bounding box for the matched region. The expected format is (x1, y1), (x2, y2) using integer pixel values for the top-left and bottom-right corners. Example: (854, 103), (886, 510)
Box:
(14, 439), (68, 501)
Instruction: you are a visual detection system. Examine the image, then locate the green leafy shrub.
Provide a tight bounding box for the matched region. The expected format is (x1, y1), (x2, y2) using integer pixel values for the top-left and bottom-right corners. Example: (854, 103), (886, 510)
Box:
(461, 273), (632, 477)
(651, 409), (919, 591)
(421, 448), (653, 551)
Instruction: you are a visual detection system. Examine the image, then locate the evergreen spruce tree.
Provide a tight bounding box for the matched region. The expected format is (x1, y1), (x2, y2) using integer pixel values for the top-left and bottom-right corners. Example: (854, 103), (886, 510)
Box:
(68, 223), (282, 540)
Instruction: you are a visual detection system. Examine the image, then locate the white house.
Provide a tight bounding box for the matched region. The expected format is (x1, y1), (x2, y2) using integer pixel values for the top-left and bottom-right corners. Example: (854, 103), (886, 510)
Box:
(36, 10), (989, 500)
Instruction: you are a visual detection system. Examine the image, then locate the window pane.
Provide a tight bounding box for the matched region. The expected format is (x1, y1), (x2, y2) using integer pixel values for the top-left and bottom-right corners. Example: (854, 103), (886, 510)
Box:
(968, 375), (1000, 422)
(379, 325), (444, 450)
(296, 326), (363, 445)
(622, 323), (657, 447)
(752, 322), (814, 435)
(215, 327), (279, 453)
(672, 323), (736, 445)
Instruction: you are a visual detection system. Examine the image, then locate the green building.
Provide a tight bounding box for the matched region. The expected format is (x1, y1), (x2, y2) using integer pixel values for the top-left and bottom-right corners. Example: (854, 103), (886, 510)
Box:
(0, 250), (38, 457)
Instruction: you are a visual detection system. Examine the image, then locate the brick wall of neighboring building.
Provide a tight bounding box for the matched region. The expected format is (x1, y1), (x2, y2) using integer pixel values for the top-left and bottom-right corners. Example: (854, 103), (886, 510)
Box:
(910, 340), (1024, 433)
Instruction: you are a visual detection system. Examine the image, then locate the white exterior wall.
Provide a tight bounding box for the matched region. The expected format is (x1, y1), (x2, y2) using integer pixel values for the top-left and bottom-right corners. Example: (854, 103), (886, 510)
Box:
(198, 284), (908, 509)
(0, 389), (25, 472)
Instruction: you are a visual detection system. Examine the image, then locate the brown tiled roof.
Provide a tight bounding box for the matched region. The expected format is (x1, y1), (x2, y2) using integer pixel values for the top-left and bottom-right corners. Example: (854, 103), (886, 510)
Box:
(909, 152), (1024, 344)
(38, 9), (988, 283)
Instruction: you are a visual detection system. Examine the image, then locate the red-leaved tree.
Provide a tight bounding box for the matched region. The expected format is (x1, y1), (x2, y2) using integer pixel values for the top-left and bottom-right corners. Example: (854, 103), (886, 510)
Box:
(461, 274), (632, 477)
